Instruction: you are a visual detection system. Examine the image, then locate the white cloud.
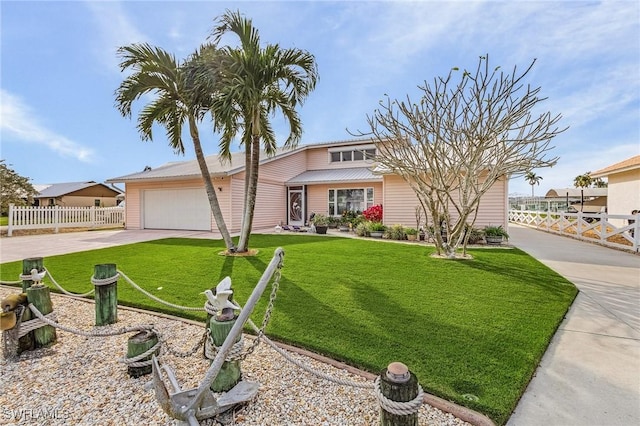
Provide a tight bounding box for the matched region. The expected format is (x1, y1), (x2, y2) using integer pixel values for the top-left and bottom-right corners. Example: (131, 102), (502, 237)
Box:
(84, 1), (148, 72)
(0, 90), (94, 162)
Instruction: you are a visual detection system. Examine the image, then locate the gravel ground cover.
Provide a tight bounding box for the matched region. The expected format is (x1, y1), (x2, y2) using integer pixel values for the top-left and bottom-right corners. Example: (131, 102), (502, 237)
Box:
(0, 287), (472, 426)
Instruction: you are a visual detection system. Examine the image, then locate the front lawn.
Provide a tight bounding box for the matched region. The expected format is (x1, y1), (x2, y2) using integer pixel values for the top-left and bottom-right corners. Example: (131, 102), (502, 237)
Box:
(0, 234), (577, 424)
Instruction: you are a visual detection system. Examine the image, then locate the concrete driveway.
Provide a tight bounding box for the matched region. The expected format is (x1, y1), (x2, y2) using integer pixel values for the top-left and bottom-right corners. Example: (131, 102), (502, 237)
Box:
(0, 229), (221, 264)
(506, 224), (640, 426)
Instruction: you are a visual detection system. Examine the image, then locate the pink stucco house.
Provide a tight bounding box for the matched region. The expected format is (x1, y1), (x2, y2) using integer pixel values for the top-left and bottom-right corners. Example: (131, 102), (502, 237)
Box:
(107, 138), (508, 232)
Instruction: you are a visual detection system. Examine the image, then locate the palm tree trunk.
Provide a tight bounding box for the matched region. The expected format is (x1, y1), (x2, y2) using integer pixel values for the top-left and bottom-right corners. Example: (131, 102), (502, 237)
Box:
(189, 116), (236, 252)
(237, 133), (260, 252)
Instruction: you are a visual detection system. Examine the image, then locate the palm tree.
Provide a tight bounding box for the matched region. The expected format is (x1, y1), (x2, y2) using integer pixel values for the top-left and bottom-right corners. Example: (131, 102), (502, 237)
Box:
(524, 171), (543, 197)
(573, 171), (593, 211)
(593, 178), (608, 188)
(206, 10), (319, 252)
(573, 172), (593, 188)
(114, 43), (237, 252)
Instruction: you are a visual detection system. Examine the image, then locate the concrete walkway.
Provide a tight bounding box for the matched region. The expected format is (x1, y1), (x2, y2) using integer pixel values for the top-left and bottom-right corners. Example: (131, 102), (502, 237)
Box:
(506, 224), (640, 426)
(1, 226), (639, 425)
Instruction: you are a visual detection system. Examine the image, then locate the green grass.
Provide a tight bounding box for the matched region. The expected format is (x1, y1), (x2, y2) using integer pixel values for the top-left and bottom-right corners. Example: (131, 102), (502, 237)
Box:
(0, 234), (577, 424)
(0, 216), (7, 226)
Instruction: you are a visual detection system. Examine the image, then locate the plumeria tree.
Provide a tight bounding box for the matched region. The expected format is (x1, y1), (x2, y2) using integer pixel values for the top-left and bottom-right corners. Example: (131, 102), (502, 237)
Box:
(359, 55), (566, 258)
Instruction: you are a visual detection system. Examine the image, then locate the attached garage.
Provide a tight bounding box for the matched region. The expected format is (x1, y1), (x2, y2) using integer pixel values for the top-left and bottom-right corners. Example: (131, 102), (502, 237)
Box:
(143, 188), (211, 231)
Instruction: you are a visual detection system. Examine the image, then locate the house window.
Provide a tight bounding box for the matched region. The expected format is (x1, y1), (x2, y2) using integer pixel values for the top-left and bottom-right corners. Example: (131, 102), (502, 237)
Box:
(94, 199), (101, 207)
(328, 146), (376, 163)
(328, 188), (374, 216)
(48, 198), (55, 206)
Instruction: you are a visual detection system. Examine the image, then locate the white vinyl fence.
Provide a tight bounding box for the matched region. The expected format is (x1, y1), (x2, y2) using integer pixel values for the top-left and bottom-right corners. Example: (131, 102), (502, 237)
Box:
(509, 209), (639, 252)
(7, 204), (125, 237)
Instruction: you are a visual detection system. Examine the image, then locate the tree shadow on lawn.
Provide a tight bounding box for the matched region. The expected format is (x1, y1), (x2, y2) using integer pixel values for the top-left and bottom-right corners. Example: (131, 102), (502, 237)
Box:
(353, 279), (542, 421)
(460, 248), (578, 299)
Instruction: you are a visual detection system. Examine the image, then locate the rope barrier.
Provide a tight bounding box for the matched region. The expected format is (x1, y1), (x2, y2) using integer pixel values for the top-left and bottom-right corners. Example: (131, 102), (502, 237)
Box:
(204, 334), (246, 362)
(121, 339), (163, 368)
(0, 279), (22, 285)
(117, 270), (206, 312)
(17, 311), (58, 338)
(247, 319), (374, 390)
(374, 376), (425, 416)
(90, 274), (120, 287)
(44, 267), (95, 297)
(28, 303), (154, 337)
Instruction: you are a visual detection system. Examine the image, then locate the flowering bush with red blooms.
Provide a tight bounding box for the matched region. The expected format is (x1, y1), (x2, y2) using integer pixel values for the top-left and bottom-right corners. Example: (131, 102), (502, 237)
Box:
(363, 204), (383, 222)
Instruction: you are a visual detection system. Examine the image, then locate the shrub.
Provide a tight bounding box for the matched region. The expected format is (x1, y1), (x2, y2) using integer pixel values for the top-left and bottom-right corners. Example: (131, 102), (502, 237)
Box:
(355, 221), (370, 236)
(369, 221), (386, 232)
(363, 204), (383, 222)
(405, 227), (418, 236)
(385, 224), (406, 240)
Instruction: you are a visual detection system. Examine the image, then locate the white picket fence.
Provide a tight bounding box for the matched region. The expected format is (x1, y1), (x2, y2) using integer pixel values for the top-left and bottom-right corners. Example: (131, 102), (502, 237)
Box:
(7, 204), (125, 236)
(509, 209), (639, 252)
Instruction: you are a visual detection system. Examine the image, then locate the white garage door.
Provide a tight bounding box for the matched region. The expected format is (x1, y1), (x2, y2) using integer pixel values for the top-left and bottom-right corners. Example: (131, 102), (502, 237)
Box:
(143, 188), (211, 231)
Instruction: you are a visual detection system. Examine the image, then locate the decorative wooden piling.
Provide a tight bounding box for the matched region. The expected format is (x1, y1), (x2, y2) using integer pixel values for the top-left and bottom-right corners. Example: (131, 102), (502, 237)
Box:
(379, 362), (420, 426)
(25, 285), (57, 347)
(93, 264), (118, 326)
(22, 257), (43, 292)
(209, 316), (242, 392)
(18, 303), (36, 353)
(126, 330), (159, 378)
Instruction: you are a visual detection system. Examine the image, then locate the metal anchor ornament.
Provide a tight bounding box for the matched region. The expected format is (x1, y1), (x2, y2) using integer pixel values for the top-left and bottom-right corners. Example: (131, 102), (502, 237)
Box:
(151, 248), (284, 425)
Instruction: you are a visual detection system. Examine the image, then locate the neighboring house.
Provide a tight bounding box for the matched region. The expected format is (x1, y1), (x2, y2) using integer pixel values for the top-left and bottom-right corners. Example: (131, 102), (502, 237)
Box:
(544, 188), (608, 213)
(106, 138), (508, 232)
(591, 155), (640, 225)
(33, 181), (123, 207)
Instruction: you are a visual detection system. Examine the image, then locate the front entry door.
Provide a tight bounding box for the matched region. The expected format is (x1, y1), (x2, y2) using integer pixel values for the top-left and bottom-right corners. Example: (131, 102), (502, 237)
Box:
(288, 187), (304, 226)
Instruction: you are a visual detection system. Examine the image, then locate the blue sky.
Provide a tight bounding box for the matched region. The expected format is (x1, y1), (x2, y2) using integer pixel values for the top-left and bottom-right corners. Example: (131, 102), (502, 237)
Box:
(1, 0), (639, 197)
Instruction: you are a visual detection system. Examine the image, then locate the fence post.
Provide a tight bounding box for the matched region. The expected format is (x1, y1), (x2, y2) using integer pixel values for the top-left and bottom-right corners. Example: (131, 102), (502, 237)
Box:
(7, 203), (14, 237)
(54, 205), (60, 233)
(93, 264), (118, 326)
(378, 362), (420, 426)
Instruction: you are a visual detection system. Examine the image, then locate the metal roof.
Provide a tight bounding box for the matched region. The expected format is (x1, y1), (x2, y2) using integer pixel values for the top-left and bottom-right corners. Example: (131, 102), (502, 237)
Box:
(106, 140), (380, 183)
(286, 167), (381, 185)
(545, 188), (608, 198)
(107, 149), (295, 183)
(35, 181), (122, 198)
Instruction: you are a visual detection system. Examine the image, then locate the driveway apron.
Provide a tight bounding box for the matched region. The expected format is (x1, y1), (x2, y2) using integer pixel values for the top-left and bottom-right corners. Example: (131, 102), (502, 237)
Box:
(506, 224), (640, 426)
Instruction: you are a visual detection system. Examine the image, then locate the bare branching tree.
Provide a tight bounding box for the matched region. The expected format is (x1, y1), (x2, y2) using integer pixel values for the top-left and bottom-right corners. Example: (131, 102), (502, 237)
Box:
(358, 55), (566, 258)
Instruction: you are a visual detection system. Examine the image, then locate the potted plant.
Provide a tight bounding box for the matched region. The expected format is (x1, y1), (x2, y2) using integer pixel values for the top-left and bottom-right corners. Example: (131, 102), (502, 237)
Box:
(369, 222), (386, 238)
(405, 227), (418, 241)
(338, 214), (350, 232)
(464, 224), (484, 244)
(312, 214), (330, 234)
(483, 225), (509, 245)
